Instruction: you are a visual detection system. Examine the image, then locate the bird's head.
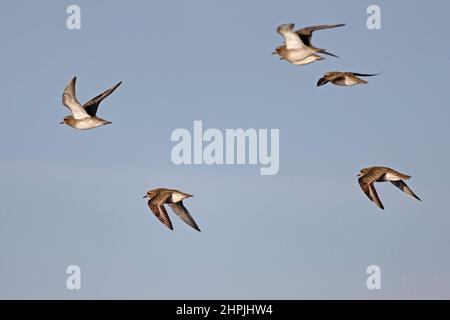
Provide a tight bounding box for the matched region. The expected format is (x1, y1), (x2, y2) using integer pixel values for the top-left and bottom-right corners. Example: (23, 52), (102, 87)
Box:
(143, 190), (157, 200)
(60, 116), (70, 125)
(357, 168), (369, 177)
(272, 46), (284, 56)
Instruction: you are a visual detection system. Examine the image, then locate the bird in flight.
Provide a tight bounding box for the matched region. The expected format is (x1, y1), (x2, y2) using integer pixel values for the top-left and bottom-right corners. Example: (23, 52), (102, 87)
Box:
(317, 72), (380, 87)
(60, 77), (122, 130)
(273, 23), (344, 66)
(143, 188), (201, 232)
(357, 166), (421, 210)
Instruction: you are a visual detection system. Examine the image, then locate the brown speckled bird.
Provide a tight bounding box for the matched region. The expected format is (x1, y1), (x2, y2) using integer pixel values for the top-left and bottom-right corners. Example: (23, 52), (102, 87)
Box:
(317, 72), (379, 87)
(143, 188), (201, 232)
(357, 166), (421, 210)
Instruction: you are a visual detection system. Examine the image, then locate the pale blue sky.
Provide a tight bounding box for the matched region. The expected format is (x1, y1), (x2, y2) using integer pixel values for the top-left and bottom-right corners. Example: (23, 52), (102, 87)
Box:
(1, 0), (450, 299)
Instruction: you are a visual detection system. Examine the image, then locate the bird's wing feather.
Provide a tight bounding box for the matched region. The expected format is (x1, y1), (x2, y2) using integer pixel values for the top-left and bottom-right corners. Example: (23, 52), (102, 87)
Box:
(148, 192), (173, 230)
(349, 73), (380, 77)
(329, 73), (347, 82)
(320, 51), (339, 58)
(148, 202), (173, 230)
(82, 81), (122, 117)
(359, 177), (384, 210)
(359, 180), (373, 201)
(295, 23), (345, 46)
(62, 77), (90, 119)
(168, 201), (201, 232)
(368, 184), (384, 209)
(391, 180), (421, 201)
(277, 24), (305, 50)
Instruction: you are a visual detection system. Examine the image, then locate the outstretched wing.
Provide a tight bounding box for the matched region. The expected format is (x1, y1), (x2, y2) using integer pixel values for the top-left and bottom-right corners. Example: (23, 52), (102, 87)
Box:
(277, 23), (305, 50)
(295, 23), (345, 47)
(148, 202), (173, 230)
(359, 180), (384, 210)
(391, 180), (421, 201)
(62, 77), (90, 119)
(168, 201), (201, 232)
(147, 192), (173, 230)
(316, 76), (329, 87)
(82, 81), (122, 117)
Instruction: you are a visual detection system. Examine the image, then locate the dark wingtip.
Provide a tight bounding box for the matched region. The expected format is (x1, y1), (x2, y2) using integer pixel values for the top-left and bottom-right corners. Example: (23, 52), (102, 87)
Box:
(352, 72), (381, 77)
(191, 223), (201, 232)
(321, 50), (339, 58)
(317, 78), (327, 87)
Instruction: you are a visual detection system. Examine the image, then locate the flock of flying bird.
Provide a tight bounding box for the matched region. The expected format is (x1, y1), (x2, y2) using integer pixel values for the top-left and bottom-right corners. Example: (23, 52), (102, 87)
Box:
(58, 22), (420, 232)
(272, 23), (380, 86)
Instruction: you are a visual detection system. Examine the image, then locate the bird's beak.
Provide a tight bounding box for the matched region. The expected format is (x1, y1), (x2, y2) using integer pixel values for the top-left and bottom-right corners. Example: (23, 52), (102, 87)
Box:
(271, 51), (277, 55)
(142, 195), (147, 198)
(357, 173), (361, 177)
(59, 121), (64, 124)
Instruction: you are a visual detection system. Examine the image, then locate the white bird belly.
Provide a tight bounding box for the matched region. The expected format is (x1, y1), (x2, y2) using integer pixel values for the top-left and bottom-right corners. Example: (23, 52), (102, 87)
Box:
(286, 49), (314, 63)
(73, 118), (106, 130)
(293, 55), (319, 66)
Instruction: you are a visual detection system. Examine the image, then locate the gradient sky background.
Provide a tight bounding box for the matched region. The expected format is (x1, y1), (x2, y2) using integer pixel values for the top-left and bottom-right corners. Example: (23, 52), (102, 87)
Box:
(1, 0), (450, 299)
